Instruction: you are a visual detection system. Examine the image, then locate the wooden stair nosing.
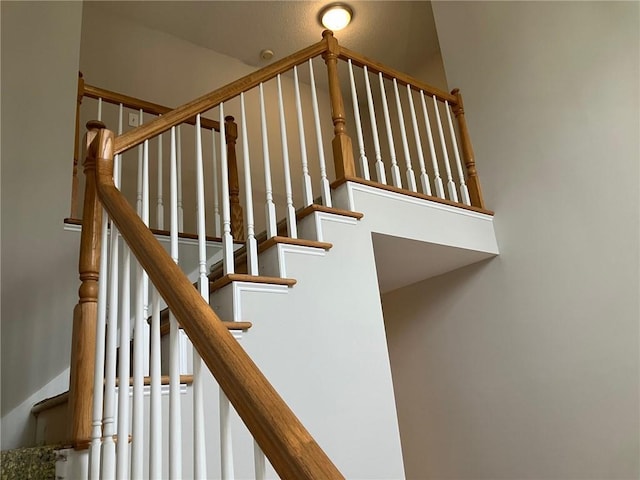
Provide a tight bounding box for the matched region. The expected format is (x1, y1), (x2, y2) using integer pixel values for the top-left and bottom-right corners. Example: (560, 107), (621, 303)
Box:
(158, 319), (252, 337)
(210, 273), (297, 293)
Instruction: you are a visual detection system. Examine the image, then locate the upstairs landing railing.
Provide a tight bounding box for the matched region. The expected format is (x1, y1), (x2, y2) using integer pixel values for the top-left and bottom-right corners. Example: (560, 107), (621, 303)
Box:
(68, 31), (489, 479)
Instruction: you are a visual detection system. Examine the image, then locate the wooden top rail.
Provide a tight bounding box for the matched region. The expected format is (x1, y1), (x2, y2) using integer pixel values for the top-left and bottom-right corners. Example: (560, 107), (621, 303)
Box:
(113, 38), (329, 155)
(338, 46), (457, 104)
(92, 127), (343, 479)
(82, 83), (221, 131)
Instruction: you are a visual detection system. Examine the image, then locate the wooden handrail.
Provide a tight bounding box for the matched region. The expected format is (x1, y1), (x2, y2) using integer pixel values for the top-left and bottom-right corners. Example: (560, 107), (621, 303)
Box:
(82, 83), (221, 131)
(338, 46), (457, 104)
(93, 126), (343, 478)
(113, 39), (329, 155)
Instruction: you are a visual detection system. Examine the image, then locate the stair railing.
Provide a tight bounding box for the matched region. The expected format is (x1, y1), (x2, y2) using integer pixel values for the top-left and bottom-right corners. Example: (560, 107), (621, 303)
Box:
(70, 73), (244, 239)
(67, 30), (488, 478)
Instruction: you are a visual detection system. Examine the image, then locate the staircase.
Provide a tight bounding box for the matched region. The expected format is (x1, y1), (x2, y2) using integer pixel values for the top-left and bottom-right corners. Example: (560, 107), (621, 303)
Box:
(18, 30), (497, 479)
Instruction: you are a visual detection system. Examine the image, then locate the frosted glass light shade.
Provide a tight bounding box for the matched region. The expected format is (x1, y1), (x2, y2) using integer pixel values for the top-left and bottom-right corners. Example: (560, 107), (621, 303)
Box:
(320, 4), (353, 31)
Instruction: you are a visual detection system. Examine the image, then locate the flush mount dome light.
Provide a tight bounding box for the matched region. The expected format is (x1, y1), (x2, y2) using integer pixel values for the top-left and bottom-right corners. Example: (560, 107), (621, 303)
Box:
(319, 3), (353, 31)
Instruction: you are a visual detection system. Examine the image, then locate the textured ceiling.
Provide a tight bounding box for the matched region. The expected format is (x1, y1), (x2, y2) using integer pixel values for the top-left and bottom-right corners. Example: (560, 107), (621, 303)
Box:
(89, 1), (441, 73)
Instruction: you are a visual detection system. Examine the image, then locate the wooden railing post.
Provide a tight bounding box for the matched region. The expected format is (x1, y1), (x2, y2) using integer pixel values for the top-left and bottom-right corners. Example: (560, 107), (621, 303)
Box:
(225, 115), (244, 241)
(322, 30), (356, 181)
(67, 119), (106, 449)
(451, 89), (485, 208)
(70, 72), (85, 220)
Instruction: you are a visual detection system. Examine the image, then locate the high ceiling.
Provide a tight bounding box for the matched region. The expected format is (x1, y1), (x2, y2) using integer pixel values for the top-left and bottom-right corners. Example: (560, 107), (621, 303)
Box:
(90, 1), (441, 74)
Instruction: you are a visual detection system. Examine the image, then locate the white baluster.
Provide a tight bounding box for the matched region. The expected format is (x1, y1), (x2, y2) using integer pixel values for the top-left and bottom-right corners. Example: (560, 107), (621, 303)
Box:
(169, 126), (183, 479)
(432, 95), (458, 202)
(240, 93), (259, 275)
(444, 100), (471, 205)
(114, 105), (131, 480)
(150, 287), (162, 479)
(406, 85), (431, 195)
(277, 74), (297, 238)
(89, 210), (109, 480)
(293, 66), (314, 206)
(116, 242), (131, 480)
(379, 73), (402, 188)
(220, 391), (234, 480)
(259, 82), (278, 237)
(157, 133), (164, 229)
(100, 209), (120, 480)
(363, 66), (386, 184)
(348, 59), (370, 180)
(211, 130), (221, 237)
(193, 115), (208, 479)
(419, 91), (445, 198)
(308, 59), (332, 207)
(176, 125), (184, 232)
(254, 441), (266, 480)
(136, 110), (144, 216)
(392, 79), (417, 192)
(219, 103), (235, 274)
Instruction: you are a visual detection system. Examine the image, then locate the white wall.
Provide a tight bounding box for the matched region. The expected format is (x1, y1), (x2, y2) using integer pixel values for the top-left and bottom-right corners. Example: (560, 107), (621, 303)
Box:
(1, 1), (83, 449)
(383, 2), (639, 478)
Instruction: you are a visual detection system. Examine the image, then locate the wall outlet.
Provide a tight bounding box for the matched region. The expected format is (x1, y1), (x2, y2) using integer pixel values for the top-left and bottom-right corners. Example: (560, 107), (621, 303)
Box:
(128, 112), (139, 127)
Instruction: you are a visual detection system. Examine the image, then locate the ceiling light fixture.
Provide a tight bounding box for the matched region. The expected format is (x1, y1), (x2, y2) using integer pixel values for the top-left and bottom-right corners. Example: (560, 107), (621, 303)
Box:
(319, 3), (353, 31)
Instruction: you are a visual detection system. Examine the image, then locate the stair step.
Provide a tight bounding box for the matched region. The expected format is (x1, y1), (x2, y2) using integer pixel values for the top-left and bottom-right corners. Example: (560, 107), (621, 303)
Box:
(210, 273), (297, 293)
(296, 203), (364, 221)
(32, 375), (197, 416)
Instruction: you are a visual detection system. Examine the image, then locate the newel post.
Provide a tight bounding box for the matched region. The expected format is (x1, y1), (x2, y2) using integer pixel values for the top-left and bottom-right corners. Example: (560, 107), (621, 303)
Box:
(225, 115), (244, 241)
(70, 72), (85, 220)
(322, 30), (356, 181)
(451, 89), (485, 208)
(67, 119), (106, 449)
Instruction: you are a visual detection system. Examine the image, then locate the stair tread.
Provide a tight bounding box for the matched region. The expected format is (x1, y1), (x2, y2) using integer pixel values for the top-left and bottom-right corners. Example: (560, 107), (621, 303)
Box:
(210, 273), (297, 293)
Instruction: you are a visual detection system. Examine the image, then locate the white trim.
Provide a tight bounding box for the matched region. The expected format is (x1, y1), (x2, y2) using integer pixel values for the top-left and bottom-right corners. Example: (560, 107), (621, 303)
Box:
(232, 282), (289, 322)
(346, 181), (493, 221)
(276, 244), (327, 278)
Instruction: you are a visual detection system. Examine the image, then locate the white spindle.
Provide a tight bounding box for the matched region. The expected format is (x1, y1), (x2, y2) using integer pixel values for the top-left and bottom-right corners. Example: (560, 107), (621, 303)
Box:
(219, 103), (235, 274)
(444, 101), (471, 205)
(406, 85), (431, 195)
(169, 126), (183, 479)
(259, 83), (278, 237)
(348, 60), (370, 181)
(211, 130), (221, 237)
(89, 210), (109, 480)
(308, 59), (332, 207)
(97, 97), (103, 121)
(379, 73), (402, 188)
(150, 287), (162, 479)
(363, 66), (386, 184)
(240, 93), (259, 275)
(116, 243), (131, 480)
(392, 79), (417, 192)
(293, 66), (314, 206)
(432, 95), (458, 202)
(419, 91), (445, 198)
(193, 115), (208, 479)
(132, 136), (150, 478)
(277, 74), (297, 238)
(100, 208), (120, 480)
(254, 442), (266, 480)
(176, 125), (184, 231)
(220, 391), (234, 480)
(114, 105), (131, 480)
(136, 110), (144, 216)
(157, 133), (164, 229)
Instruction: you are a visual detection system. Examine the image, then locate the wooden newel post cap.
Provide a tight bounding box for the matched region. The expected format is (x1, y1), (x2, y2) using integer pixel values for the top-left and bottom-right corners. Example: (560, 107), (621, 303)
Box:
(322, 29), (334, 39)
(86, 120), (106, 131)
(224, 115), (235, 123)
